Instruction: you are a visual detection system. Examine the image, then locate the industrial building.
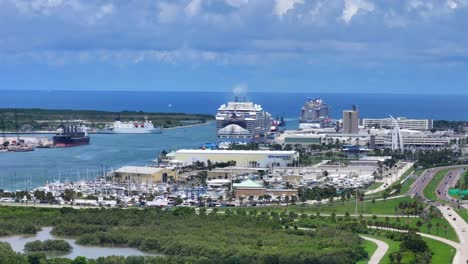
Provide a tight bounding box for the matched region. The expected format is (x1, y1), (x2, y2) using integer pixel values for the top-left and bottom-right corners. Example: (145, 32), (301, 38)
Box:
(216, 99), (272, 143)
(362, 117), (433, 130)
(112, 166), (176, 184)
(342, 106), (359, 134)
(174, 149), (299, 168)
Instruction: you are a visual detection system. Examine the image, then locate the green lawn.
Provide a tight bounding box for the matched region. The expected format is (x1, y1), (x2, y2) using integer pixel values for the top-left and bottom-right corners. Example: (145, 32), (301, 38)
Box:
(371, 167), (415, 197)
(357, 238), (378, 264)
(362, 233), (456, 264)
(400, 177), (416, 195)
(226, 196), (414, 216)
(366, 182), (384, 191)
(423, 169), (450, 201)
(422, 237), (456, 264)
(360, 234), (400, 264)
(365, 216), (459, 242)
(455, 208), (468, 223)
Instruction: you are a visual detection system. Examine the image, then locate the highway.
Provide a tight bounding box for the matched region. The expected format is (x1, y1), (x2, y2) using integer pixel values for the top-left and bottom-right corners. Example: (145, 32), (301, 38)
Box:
(411, 166), (468, 264)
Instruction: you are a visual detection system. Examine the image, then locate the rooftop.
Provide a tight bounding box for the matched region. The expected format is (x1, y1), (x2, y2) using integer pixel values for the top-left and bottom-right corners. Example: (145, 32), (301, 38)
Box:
(114, 166), (164, 175)
(233, 179), (264, 189)
(175, 149), (297, 155)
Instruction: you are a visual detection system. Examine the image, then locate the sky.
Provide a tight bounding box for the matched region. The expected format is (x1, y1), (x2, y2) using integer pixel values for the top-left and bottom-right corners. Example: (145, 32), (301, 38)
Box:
(1, 0), (468, 94)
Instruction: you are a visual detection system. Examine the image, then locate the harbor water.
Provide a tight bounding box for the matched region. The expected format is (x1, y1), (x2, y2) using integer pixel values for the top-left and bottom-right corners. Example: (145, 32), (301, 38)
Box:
(0, 124), (216, 190)
(0, 227), (160, 259)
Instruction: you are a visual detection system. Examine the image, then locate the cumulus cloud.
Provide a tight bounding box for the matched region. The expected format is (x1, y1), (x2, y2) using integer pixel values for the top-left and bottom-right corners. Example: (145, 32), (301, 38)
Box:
(185, 0), (202, 18)
(341, 0), (374, 23)
(158, 2), (179, 23)
(225, 0), (249, 8)
(232, 83), (248, 96)
(273, 0), (304, 18)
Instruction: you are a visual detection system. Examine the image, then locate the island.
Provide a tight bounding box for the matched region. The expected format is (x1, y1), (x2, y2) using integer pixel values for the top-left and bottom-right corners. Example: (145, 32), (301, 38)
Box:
(0, 108), (214, 132)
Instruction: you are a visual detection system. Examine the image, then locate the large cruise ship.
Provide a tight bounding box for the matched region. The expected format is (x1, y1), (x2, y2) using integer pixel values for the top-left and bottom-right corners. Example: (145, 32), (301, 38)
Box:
(216, 98), (271, 143)
(99, 117), (162, 134)
(299, 97), (330, 129)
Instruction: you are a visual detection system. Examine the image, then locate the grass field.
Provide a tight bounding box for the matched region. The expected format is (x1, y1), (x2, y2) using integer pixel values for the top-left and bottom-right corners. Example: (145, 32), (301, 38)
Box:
(423, 169), (450, 201)
(365, 216), (459, 242)
(357, 238), (378, 264)
(455, 208), (468, 223)
(363, 233), (456, 264)
(400, 176), (417, 194)
(372, 167), (415, 197)
(366, 182), (384, 191)
(422, 237), (457, 264)
(360, 234), (400, 264)
(224, 196), (414, 216)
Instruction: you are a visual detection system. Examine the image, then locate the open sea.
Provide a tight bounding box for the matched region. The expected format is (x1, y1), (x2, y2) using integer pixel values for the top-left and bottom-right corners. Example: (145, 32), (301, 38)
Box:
(0, 90), (467, 190)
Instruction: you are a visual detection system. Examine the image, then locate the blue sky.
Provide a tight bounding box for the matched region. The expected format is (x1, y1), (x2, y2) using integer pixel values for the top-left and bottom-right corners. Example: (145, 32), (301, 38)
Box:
(1, 0), (468, 94)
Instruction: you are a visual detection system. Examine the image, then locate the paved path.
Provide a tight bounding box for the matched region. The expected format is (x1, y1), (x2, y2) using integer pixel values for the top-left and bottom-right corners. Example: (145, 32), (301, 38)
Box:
(368, 225), (462, 264)
(365, 162), (414, 195)
(359, 235), (389, 264)
(438, 206), (468, 264)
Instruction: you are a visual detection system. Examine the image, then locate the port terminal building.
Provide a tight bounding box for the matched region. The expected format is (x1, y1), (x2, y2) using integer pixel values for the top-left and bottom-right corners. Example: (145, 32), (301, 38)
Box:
(362, 117), (433, 131)
(174, 149), (299, 168)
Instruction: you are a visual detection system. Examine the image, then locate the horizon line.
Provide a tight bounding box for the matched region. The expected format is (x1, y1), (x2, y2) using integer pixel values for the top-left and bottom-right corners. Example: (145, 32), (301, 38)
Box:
(1, 89), (468, 96)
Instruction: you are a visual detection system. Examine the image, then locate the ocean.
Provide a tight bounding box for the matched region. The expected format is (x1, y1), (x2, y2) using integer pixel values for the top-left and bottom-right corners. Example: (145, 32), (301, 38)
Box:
(0, 90), (467, 190)
(2, 90), (467, 120)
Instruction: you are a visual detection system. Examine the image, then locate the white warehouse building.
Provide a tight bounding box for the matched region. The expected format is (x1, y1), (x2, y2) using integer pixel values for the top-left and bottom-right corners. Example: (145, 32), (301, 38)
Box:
(174, 149), (299, 168)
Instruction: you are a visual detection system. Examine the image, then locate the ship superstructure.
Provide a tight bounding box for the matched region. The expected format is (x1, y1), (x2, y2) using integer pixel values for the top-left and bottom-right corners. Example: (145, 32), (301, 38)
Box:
(53, 125), (90, 147)
(299, 97), (330, 129)
(216, 98), (271, 143)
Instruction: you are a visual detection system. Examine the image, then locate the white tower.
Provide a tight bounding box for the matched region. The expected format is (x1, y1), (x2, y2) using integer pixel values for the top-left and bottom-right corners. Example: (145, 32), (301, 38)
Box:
(390, 115), (404, 151)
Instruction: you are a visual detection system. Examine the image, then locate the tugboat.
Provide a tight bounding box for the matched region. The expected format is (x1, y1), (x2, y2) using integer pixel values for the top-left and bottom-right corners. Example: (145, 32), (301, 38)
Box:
(53, 125), (90, 147)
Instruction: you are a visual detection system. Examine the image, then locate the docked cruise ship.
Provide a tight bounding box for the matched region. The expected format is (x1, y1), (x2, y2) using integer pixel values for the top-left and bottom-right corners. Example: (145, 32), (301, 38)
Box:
(216, 98), (271, 143)
(299, 97), (330, 129)
(99, 117), (162, 134)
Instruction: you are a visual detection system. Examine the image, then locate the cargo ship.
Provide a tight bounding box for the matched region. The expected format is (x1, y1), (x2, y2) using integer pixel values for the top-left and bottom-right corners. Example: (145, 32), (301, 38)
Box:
(53, 125), (90, 147)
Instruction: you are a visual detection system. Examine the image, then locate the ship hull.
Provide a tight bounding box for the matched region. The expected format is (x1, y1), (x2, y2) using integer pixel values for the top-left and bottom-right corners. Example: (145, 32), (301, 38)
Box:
(99, 128), (163, 134)
(53, 136), (90, 148)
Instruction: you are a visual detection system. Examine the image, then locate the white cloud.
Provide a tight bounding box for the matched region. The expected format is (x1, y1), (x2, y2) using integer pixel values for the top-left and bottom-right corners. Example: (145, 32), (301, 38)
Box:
(341, 0), (374, 23)
(232, 83), (248, 95)
(88, 3), (114, 24)
(158, 2), (179, 23)
(225, 0), (249, 8)
(273, 0), (304, 18)
(185, 0), (202, 18)
(447, 0), (458, 9)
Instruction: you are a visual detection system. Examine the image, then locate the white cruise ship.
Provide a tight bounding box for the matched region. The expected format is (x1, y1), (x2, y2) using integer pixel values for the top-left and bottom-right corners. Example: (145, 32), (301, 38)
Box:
(100, 118), (162, 134)
(216, 98), (271, 143)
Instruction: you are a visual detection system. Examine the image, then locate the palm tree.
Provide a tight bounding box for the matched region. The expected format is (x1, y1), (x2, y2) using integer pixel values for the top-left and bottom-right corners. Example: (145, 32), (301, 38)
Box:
(284, 195), (290, 205)
(248, 195), (254, 204)
(436, 222), (440, 235)
(427, 222), (433, 234)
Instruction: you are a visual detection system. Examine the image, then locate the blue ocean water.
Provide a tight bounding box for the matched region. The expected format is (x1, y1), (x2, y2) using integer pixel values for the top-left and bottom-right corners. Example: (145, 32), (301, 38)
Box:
(1, 90), (467, 120)
(0, 90), (466, 190)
